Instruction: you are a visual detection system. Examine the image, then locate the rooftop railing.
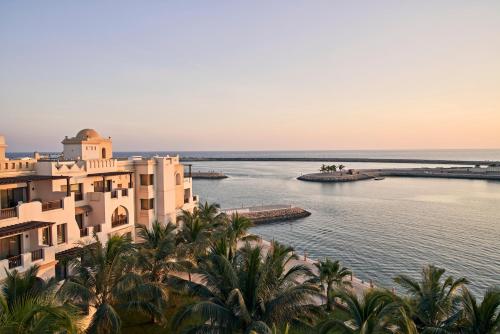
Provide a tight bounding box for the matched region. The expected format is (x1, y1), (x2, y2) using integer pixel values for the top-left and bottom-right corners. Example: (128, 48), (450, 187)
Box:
(0, 207), (17, 220)
(41, 199), (63, 211)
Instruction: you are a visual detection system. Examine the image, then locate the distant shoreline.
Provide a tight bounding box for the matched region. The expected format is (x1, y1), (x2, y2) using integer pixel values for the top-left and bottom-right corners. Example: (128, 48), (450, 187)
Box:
(181, 157), (499, 166)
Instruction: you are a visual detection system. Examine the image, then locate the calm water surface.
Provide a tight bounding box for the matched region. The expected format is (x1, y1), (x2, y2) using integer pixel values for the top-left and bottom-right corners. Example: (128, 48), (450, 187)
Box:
(191, 161), (500, 294)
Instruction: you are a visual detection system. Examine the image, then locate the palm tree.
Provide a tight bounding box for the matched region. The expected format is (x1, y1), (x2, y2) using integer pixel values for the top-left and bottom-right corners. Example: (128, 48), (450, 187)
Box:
(320, 164), (327, 173)
(60, 235), (167, 334)
(0, 265), (79, 333)
(338, 164), (346, 171)
(135, 221), (189, 283)
(219, 213), (258, 260)
(316, 289), (399, 334)
(394, 265), (469, 333)
(327, 165), (337, 173)
(198, 201), (225, 225)
(314, 258), (352, 311)
(458, 287), (500, 334)
(171, 241), (321, 333)
(177, 209), (216, 259)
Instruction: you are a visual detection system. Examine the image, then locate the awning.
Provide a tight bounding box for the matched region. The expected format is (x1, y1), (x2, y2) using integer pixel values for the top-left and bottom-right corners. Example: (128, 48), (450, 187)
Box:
(75, 205), (92, 215)
(0, 175), (69, 185)
(87, 171), (133, 177)
(55, 246), (84, 260)
(0, 221), (54, 238)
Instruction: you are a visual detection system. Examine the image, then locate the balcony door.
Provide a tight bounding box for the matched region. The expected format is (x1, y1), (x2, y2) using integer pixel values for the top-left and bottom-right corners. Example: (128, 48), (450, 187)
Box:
(0, 187), (27, 209)
(0, 234), (22, 260)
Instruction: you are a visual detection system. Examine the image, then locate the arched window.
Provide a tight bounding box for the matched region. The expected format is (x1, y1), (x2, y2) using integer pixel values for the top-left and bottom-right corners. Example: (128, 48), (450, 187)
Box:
(102, 148), (107, 159)
(111, 206), (128, 227)
(175, 173), (181, 185)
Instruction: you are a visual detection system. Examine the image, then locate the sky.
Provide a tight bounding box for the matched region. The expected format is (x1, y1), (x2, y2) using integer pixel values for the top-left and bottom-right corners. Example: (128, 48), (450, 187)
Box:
(1, 1), (499, 152)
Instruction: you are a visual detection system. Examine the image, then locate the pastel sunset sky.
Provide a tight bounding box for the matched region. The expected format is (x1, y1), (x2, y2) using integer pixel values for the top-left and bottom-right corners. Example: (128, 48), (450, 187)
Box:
(1, 1), (499, 151)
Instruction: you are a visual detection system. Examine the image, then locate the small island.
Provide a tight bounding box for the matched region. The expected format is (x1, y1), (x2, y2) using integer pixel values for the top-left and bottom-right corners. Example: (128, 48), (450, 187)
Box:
(298, 164), (500, 183)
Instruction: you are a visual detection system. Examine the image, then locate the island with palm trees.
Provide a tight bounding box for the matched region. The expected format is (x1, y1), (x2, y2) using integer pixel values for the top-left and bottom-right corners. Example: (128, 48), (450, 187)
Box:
(1, 201), (499, 334)
(298, 164), (500, 182)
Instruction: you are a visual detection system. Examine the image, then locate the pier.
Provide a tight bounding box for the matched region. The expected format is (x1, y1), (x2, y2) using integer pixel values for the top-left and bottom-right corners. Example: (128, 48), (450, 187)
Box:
(221, 204), (311, 224)
(191, 171), (228, 179)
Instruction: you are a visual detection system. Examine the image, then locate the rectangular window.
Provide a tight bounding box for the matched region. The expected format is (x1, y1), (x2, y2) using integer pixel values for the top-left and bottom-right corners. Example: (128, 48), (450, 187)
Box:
(94, 181), (104, 192)
(75, 214), (88, 237)
(57, 224), (67, 244)
(94, 224), (101, 233)
(140, 174), (154, 186)
(41, 227), (50, 245)
(141, 198), (154, 210)
(61, 183), (83, 201)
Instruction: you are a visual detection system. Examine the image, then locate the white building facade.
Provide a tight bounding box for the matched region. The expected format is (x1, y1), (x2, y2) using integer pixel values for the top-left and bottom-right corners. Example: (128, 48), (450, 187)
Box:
(0, 129), (197, 280)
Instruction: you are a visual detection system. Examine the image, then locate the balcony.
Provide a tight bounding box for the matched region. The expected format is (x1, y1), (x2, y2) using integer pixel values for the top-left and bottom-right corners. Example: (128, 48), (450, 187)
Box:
(0, 207), (17, 220)
(111, 217), (127, 228)
(79, 228), (89, 237)
(8, 255), (22, 269)
(41, 199), (63, 212)
(0, 245), (56, 280)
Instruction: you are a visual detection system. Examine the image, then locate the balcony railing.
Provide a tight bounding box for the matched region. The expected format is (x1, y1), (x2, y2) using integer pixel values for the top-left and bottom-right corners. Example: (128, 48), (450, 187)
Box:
(42, 199), (63, 211)
(8, 255), (22, 269)
(0, 207), (17, 220)
(31, 249), (44, 262)
(80, 228), (89, 237)
(111, 218), (128, 228)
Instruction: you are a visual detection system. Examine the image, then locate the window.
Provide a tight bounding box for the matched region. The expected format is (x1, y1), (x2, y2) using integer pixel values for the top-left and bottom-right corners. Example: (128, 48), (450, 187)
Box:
(41, 227), (50, 245)
(61, 183), (83, 201)
(141, 198), (154, 210)
(175, 173), (181, 185)
(57, 224), (67, 244)
(94, 181), (104, 192)
(140, 174), (154, 186)
(76, 214), (88, 237)
(111, 206), (128, 227)
(94, 224), (101, 233)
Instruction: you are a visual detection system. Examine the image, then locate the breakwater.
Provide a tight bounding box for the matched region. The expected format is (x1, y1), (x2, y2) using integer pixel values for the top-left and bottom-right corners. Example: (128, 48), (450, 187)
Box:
(298, 167), (500, 183)
(222, 205), (311, 224)
(191, 171), (228, 179)
(181, 157), (499, 166)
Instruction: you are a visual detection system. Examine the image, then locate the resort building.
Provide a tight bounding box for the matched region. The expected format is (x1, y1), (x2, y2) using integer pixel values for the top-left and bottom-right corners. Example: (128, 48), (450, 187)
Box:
(0, 129), (197, 281)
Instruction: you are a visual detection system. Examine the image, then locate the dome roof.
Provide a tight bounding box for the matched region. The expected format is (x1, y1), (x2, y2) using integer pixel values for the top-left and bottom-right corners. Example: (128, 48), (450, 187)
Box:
(76, 129), (101, 140)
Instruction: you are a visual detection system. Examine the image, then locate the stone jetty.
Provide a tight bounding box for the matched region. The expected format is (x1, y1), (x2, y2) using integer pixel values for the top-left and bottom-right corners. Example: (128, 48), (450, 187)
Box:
(222, 205), (311, 224)
(191, 171), (228, 179)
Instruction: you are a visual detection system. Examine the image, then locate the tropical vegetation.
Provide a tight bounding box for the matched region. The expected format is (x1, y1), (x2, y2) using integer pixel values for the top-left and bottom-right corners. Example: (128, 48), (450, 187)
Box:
(320, 164), (346, 173)
(0, 201), (498, 334)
